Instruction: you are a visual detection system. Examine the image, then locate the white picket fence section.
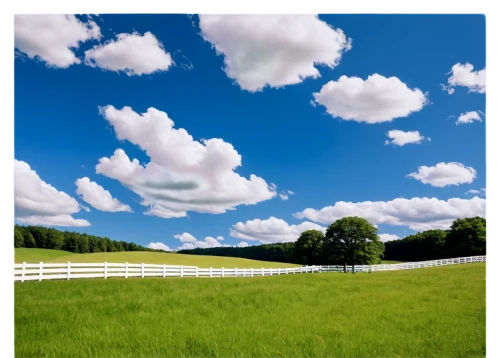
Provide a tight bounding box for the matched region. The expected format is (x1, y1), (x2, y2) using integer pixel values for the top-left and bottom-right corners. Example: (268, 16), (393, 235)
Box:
(14, 255), (485, 282)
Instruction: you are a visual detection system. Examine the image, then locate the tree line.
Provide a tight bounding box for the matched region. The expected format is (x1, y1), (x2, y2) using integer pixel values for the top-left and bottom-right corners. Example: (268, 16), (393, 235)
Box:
(14, 216), (486, 266)
(384, 216), (486, 262)
(180, 217), (486, 268)
(14, 225), (163, 254)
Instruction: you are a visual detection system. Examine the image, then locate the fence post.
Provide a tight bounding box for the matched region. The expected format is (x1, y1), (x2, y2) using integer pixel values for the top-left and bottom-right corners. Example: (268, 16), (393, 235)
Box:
(209, 267), (212, 278)
(244, 269), (246, 277)
(67, 262), (71, 280)
(39, 262), (43, 281)
(21, 262), (26, 283)
(180, 265), (184, 278)
(262, 267), (264, 276)
(235, 267), (237, 278)
(104, 262), (107, 279)
(162, 264), (165, 278)
(195, 266), (199, 278)
(125, 262), (129, 278)
(222, 267), (224, 278)
(278, 268), (281, 275)
(251, 268), (254, 277)
(141, 263), (145, 278)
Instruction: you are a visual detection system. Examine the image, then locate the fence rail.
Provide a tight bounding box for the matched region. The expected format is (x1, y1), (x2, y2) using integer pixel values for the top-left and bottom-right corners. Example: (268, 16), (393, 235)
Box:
(14, 255), (486, 282)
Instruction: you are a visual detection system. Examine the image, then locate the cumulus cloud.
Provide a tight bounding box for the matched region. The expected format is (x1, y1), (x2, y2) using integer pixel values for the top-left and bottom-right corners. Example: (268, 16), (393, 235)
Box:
(287, 190), (295, 195)
(171, 233), (247, 250)
(147, 242), (171, 251)
(379, 233), (400, 242)
(456, 111), (484, 125)
(295, 196), (485, 232)
(15, 159), (90, 227)
(385, 130), (430, 146)
(95, 105), (276, 219)
(198, 15), (351, 92)
(84, 32), (173, 75)
(407, 162), (476, 187)
(15, 14), (101, 68)
(466, 189), (486, 197)
(230, 217), (326, 243)
(443, 62), (485, 94)
(174, 233), (197, 243)
(313, 74), (428, 123)
(75, 177), (132, 212)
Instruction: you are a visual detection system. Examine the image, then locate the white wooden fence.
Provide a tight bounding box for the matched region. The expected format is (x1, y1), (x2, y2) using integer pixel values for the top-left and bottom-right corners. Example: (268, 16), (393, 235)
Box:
(14, 255), (485, 282)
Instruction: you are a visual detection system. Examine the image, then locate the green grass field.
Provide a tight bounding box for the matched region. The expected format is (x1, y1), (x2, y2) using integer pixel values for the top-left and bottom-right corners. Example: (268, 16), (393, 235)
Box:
(380, 260), (405, 264)
(14, 248), (76, 263)
(15, 263), (485, 358)
(14, 248), (300, 268)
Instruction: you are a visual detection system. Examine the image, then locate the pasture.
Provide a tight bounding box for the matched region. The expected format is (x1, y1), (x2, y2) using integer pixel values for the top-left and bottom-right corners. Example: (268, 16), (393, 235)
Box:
(15, 263), (485, 357)
(14, 248), (301, 269)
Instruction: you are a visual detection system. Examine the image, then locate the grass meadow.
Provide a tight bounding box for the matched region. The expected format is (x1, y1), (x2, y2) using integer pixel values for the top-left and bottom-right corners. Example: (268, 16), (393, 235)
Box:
(15, 263), (485, 358)
(14, 248), (300, 268)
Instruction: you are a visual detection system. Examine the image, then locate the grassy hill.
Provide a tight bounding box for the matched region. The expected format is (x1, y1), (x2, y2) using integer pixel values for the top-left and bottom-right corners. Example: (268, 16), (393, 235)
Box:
(15, 263), (485, 357)
(14, 248), (300, 268)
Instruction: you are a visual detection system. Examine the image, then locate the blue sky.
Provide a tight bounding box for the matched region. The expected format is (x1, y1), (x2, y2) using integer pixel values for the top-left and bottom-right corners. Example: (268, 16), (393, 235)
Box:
(14, 14), (486, 250)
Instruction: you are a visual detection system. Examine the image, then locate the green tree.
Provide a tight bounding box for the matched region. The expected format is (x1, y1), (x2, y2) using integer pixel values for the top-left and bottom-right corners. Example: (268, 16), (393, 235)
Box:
(324, 217), (383, 272)
(78, 235), (90, 253)
(445, 217), (486, 257)
(28, 226), (49, 248)
(293, 230), (325, 265)
(14, 228), (25, 248)
(45, 230), (64, 250)
(107, 239), (117, 252)
(98, 238), (108, 252)
(23, 232), (37, 248)
(63, 232), (80, 252)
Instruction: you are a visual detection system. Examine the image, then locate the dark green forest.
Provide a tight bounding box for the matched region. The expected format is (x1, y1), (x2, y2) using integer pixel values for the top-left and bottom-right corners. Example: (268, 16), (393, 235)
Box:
(15, 217), (486, 266)
(180, 217), (486, 265)
(14, 225), (162, 253)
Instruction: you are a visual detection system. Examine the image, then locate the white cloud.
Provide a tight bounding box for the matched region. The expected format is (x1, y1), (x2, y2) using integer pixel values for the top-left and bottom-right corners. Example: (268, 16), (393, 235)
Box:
(385, 130), (430, 146)
(407, 162), (476, 187)
(147, 242), (171, 251)
(15, 159), (90, 227)
(279, 192), (289, 200)
(466, 189), (486, 197)
(75, 177), (132, 212)
(84, 32), (173, 76)
(174, 233), (197, 243)
(174, 232), (248, 250)
(295, 196), (485, 232)
(198, 15), (351, 92)
(230, 217), (326, 243)
(445, 62), (485, 94)
(15, 15), (101, 68)
(287, 190), (295, 195)
(95, 105), (276, 218)
(313, 74), (428, 123)
(379, 233), (400, 242)
(236, 241), (249, 248)
(440, 84), (455, 95)
(456, 111), (483, 125)
(80, 204), (91, 212)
